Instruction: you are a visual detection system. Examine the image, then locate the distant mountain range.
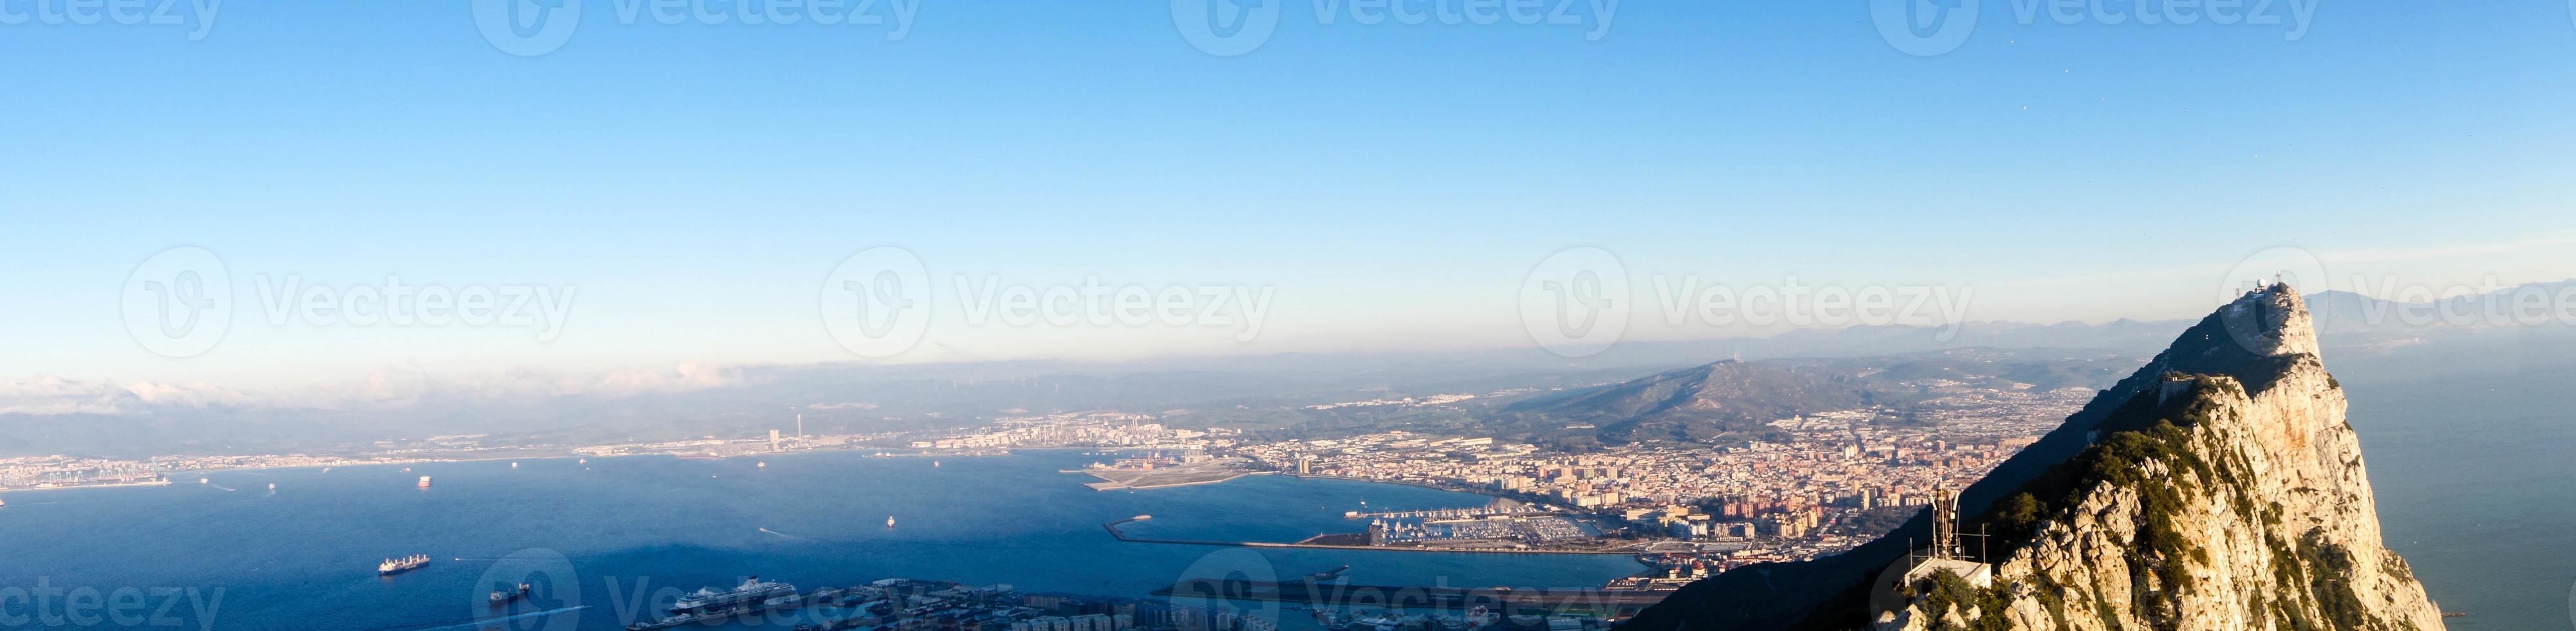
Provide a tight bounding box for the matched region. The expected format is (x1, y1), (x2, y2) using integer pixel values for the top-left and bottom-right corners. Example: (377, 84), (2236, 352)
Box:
(5, 281), (2565, 458)
(2306, 279), (2576, 350)
(1496, 348), (2138, 447)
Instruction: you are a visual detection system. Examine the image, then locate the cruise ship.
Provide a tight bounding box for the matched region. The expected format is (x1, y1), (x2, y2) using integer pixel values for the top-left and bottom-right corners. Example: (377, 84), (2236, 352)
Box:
(669, 577), (796, 614)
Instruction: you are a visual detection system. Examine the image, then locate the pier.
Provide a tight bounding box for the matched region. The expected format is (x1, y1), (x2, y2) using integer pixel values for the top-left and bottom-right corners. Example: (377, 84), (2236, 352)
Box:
(1152, 578), (1672, 610)
(1343, 505), (1550, 520)
(1100, 516), (1637, 556)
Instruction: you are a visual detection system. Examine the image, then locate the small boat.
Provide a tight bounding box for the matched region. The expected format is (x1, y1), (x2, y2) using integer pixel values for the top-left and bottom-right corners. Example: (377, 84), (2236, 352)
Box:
(885, 516), (896, 529)
(418, 476), (433, 488)
(489, 583), (531, 607)
(401, 467), (411, 473)
(757, 462), (766, 469)
(511, 462), (520, 469)
(198, 478), (209, 484)
(267, 483), (276, 491)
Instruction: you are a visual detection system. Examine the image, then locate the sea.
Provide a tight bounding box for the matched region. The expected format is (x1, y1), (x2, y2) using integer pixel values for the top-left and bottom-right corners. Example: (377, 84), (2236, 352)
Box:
(0, 449), (1645, 631)
(2339, 348), (2576, 631)
(1, 347), (2568, 630)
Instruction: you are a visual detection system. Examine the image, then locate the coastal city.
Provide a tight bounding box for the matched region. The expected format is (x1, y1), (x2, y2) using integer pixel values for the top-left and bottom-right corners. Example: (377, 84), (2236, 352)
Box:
(1, 383), (2091, 603)
(592, 574), (1621, 631)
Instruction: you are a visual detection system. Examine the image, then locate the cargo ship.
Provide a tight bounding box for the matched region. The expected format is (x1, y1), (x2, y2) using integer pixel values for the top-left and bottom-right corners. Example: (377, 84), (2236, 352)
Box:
(489, 583), (531, 607)
(378, 554), (431, 576)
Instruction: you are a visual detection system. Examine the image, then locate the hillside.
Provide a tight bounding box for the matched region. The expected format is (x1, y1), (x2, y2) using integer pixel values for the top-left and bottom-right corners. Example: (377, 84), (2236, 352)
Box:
(1500, 360), (1883, 445)
(1615, 284), (2445, 630)
(1496, 350), (2134, 447)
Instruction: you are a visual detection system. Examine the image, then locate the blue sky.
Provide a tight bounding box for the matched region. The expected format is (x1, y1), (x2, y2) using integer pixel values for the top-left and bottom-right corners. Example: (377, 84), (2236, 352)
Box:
(3, 0), (2571, 386)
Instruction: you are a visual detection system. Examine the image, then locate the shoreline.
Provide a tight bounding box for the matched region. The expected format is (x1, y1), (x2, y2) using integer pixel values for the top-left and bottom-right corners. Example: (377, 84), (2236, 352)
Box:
(1071, 469), (1277, 491)
(0, 479), (175, 494)
(1100, 516), (1639, 556)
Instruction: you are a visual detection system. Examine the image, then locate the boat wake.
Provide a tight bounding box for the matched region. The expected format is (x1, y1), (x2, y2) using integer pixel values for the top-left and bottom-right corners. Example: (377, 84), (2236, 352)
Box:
(759, 527), (807, 540)
(206, 484), (238, 492)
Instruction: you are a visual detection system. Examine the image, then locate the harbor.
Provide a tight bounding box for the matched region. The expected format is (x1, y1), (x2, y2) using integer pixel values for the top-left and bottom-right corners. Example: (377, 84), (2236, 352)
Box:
(1069, 455), (1269, 491)
(0, 449), (1651, 630)
(1099, 516), (1644, 556)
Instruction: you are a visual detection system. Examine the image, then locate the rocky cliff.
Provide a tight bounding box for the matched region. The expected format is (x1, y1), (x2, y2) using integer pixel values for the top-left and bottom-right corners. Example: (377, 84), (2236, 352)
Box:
(1619, 285), (2445, 631)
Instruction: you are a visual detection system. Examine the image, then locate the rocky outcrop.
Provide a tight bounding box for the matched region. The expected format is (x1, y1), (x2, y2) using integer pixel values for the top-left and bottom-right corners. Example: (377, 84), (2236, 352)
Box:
(1619, 285), (2445, 631)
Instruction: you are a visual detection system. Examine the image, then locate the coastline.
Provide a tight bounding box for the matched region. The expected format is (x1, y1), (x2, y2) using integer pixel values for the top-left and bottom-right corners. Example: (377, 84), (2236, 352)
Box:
(1275, 473), (1587, 514)
(1100, 516), (1639, 556)
(0, 479), (174, 494)
(1070, 469), (1276, 491)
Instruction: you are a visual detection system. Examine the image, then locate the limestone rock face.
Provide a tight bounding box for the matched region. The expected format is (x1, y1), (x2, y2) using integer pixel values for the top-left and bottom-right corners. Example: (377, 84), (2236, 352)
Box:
(1880, 286), (2443, 630)
(1615, 285), (2446, 631)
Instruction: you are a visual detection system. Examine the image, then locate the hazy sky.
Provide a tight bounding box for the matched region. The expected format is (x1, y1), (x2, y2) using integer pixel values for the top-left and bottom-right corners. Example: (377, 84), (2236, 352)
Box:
(4, 0), (2571, 387)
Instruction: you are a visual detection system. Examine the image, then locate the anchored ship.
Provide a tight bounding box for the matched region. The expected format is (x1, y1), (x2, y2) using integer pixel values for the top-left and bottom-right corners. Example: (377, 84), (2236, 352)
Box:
(489, 583), (531, 607)
(670, 577), (795, 614)
(378, 554), (430, 576)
